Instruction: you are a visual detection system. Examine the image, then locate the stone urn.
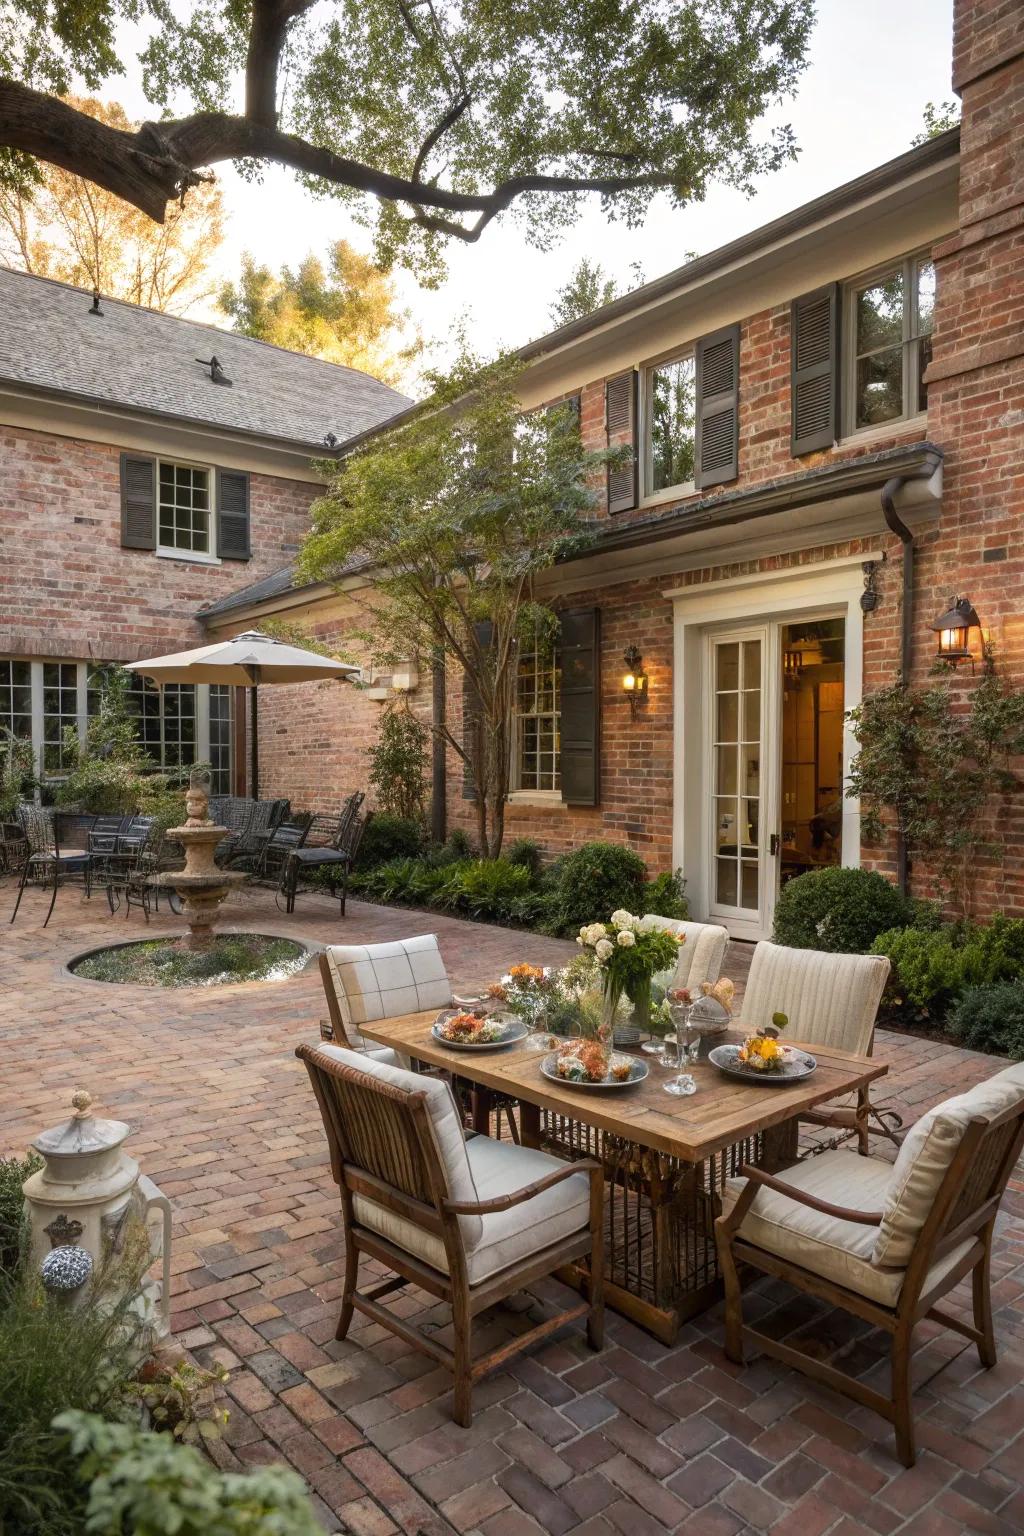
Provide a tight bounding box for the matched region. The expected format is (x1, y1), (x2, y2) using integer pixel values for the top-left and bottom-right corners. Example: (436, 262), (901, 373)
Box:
(149, 767), (248, 949)
(22, 1089), (172, 1337)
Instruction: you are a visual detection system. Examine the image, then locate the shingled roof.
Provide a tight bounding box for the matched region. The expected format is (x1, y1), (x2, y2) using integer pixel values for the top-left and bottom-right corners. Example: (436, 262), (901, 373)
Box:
(0, 267), (411, 449)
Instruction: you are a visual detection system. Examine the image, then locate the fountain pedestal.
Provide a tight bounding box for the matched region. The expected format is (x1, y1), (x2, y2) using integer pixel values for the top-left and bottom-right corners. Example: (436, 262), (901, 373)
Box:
(149, 772), (248, 949)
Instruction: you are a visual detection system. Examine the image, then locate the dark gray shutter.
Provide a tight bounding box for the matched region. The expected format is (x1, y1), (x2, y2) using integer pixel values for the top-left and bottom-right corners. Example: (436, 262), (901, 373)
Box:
(791, 284), (840, 455)
(695, 325), (740, 489)
(217, 469), (251, 560)
(559, 607), (600, 807)
(120, 453), (156, 549)
(605, 371), (637, 513)
(461, 620), (492, 800)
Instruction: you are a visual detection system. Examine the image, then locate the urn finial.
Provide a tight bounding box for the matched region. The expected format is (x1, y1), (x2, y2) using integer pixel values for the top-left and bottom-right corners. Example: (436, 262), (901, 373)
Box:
(71, 1089), (93, 1120)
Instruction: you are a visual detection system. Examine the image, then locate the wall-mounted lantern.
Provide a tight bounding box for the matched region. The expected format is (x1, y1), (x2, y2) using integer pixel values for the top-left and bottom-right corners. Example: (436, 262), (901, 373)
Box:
(931, 595), (981, 669)
(622, 645), (648, 717)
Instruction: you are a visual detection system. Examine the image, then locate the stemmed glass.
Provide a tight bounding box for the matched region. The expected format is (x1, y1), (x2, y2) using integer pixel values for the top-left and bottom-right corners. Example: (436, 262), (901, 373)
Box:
(662, 988), (697, 1097)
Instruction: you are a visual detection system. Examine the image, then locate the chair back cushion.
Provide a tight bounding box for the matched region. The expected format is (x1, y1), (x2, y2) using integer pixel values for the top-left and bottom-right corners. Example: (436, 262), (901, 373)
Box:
(874, 1071), (1024, 1267)
(315, 1045), (483, 1248)
(739, 941), (889, 1055)
(321, 936), (452, 1046)
(640, 915), (730, 992)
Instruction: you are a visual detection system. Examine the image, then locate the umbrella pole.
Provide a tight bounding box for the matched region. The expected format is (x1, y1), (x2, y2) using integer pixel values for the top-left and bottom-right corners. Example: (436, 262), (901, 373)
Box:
(249, 686), (259, 800)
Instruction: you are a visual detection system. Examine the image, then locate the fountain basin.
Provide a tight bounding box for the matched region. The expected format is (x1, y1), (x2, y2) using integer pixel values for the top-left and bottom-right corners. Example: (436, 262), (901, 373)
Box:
(68, 932), (312, 988)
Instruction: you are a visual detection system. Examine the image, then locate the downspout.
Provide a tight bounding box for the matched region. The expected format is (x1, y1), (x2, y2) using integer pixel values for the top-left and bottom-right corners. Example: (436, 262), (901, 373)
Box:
(878, 455), (942, 894)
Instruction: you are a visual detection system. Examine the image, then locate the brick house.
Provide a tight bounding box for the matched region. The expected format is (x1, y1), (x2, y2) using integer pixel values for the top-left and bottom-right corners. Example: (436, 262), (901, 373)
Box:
(0, 273), (408, 794)
(196, 0), (1024, 936)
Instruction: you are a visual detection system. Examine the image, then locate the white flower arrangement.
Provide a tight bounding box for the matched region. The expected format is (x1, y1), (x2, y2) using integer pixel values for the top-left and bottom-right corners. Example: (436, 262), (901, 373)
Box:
(616, 929), (636, 947)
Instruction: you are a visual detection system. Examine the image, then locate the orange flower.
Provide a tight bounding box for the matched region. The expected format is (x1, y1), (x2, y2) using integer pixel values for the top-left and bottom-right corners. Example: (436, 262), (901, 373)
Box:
(509, 962), (544, 982)
(486, 982), (508, 1001)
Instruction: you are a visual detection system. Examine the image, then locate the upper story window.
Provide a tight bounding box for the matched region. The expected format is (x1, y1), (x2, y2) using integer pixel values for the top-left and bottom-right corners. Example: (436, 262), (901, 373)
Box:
(158, 462), (211, 556)
(645, 353), (696, 496)
(514, 642), (561, 793)
(846, 253), (934, 433)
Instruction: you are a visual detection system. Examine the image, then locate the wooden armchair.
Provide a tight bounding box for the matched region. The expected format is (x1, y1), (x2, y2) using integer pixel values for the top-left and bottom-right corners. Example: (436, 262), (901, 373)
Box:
(715, 1062), (1024, 1465)
(298, 1043), (604, 1427)
(738, 941), (893, 1153)
(318, 934), (453, 1067)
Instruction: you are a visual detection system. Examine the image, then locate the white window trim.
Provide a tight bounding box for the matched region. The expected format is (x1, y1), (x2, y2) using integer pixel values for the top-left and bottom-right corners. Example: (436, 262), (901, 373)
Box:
(510, 642), (562, 796)
(155, 456), (217, 561)
(639, 350), (697, 504)
(842, 249), (933, 439)
(508, 789), (565, 807)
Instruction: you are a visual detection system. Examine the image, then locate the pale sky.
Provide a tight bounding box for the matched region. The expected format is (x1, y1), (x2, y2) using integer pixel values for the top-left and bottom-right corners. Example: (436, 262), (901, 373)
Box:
(107, 0), (955, 389)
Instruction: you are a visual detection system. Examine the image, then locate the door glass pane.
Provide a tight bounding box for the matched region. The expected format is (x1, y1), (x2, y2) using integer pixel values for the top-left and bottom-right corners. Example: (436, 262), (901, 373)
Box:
(742, 641), (760, 690)
(712, 635), (761, 914)
(717, 643), (739, 690)
(779, 617), (846, 892)
(716, 691), (738, 743)
(716, 859), (737, 905)
(742, 689), (760, 740)
(716, 746), (737, 796)
(741, 862), (759, 908)
(740, 745), (760, 796)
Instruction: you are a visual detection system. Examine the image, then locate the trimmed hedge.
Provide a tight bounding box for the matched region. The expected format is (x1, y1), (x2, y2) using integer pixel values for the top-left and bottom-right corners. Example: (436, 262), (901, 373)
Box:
(772, 866), (915, 954)
(947, 982), (1024, 1059)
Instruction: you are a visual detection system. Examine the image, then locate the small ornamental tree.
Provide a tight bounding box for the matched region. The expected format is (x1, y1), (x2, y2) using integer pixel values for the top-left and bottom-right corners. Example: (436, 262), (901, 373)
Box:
(299, 352), (617, 856)
(368, 701), (429, 821)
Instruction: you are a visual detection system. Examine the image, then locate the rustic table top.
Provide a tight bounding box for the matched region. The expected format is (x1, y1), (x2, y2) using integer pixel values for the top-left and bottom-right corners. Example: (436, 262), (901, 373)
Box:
(357, 1012), (888, 1163)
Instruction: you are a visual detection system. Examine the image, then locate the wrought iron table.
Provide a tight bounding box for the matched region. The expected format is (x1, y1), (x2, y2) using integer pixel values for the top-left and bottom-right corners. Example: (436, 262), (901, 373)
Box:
(358, 1012), (888, 1343)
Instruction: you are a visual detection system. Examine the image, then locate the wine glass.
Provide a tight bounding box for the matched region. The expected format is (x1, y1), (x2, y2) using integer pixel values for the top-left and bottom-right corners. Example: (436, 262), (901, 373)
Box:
(663, 991), (698, 1096)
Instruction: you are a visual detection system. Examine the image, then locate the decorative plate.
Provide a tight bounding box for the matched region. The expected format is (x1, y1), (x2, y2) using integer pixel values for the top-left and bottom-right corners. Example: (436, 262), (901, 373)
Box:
(431, 1011), (528, 1051)
(540, 1050), (649, 1091)
(708, 1043), (817, 1084)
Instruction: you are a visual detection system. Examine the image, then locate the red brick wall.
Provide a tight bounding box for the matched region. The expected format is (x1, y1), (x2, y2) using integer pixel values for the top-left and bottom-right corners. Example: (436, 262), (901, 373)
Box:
(0, 424), (319, 663)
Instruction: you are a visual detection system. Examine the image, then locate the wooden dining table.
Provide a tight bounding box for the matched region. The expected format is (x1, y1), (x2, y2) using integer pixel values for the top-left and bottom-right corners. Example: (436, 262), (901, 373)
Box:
(359, 1012), (888, 1343)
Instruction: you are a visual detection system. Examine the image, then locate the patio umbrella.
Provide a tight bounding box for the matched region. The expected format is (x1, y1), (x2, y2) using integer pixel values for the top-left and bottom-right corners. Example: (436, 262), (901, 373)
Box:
(126, 630), (358, 797)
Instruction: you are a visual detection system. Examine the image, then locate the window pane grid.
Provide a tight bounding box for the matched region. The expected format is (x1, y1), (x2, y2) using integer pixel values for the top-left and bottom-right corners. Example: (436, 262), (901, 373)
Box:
(158, 463), (210, 554)
(851, 255), (934, 429)
(41, 662), (78, 773)
(0, 659), (32, 746)
(516, 645), (561, 792)
(648, 354), (696, 493)
(712, 640), (760, 913)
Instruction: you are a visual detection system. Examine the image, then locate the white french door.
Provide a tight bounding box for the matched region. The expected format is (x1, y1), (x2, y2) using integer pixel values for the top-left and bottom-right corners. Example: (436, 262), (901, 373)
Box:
(705, 626), (779, 940)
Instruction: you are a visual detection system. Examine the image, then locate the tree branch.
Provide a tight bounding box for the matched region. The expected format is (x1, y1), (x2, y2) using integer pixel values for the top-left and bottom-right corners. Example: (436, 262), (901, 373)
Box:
(246, 0), (316, 126)
(0, 78), (683, 236)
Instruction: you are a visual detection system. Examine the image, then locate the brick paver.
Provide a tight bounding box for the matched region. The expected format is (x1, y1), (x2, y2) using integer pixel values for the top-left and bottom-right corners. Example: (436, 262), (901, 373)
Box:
(2, 879), (1022, 1534)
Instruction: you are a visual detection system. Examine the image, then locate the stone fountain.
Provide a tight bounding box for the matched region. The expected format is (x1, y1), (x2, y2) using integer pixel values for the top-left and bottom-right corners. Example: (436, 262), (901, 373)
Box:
(149, 769), (248, 949)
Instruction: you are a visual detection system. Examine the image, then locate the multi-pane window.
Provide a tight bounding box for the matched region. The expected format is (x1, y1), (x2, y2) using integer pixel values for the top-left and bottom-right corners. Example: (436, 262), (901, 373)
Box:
(87, 666), (200, 773)
(515, 645), (561, 792)
(646, 354), (696, 494)
(209, 685), (233, 794)
(158, 462), (211, 555)
(847, 254), (935, 431)
(0, 659), (32, 745)
(41, 662), (79, 774)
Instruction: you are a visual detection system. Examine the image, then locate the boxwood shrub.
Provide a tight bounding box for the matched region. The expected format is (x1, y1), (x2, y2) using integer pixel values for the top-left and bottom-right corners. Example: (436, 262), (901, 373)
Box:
(546, 841), (648, 937)
(947, 981), (1024, 1059)
(771, 866), (914, 953)
(354, 813), (424, 870)
(871, 915), (1024, 1016)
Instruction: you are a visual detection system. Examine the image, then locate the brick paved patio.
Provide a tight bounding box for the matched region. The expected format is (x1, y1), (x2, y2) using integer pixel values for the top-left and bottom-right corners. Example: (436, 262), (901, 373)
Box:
(2, 879), (1023, 1535)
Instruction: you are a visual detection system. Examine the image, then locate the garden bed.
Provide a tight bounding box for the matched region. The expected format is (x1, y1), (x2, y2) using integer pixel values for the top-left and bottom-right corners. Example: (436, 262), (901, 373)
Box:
(69, 934), (310, 988)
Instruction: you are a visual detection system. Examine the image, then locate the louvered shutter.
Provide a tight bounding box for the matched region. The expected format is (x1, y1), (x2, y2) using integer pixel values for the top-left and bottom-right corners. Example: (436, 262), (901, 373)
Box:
(791, 284), (840, 455)
(217, 469), (251, 561)
(605, 372), (637, 513)
(461, 620), (493, 800)
(559, 607), (600, 807)
(695, 325), (740, 489)
(120, 453), (156, 549)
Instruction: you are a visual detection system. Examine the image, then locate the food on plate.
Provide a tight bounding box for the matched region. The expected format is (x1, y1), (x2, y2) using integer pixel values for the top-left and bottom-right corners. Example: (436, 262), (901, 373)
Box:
(436, 1012), (507, 1044)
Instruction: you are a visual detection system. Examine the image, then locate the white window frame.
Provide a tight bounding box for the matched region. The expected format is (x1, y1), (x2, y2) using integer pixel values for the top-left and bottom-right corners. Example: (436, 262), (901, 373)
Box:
(640, 348), (697, 504)
(842, 249), (934, 439)
(155, 457), (220, 564)
(509, 640), (562, 798)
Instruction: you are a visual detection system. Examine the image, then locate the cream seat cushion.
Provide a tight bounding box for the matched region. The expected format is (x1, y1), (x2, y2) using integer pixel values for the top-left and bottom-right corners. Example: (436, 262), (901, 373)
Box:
(722, 1150), (974, 1308)
(322, 935), (452, 1047)
(355, 1135), (591, 1287)
(873, 1070), (1024, 1267)
(316, 1045), (484, 1247)
(638, 915), (729, 993)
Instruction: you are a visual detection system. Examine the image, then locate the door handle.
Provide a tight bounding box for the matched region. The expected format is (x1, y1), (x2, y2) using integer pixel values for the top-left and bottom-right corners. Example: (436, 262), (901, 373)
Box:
(769, 833), (781, 857)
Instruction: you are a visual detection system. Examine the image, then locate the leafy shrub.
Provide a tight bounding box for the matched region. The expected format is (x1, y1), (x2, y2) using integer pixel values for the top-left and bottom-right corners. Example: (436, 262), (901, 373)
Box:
(947, 982), (1024, 1059)
(872, 915), (1024, 1015)
(546, 841), (647, 937)
(505, 837), (543, 882)
(57, 1410), (322, 1536)
(0, 728), (36, 818)
(433, 859), (537, 922)
(428, 827), (477, 865)
(772, 867), (914, 953)
(353, 856), (451, 907)
(367, 702), (428, 821)
(355, 813), (424, 870)
(0, 1150), (41, 1280)
(641, 869), (688, 921)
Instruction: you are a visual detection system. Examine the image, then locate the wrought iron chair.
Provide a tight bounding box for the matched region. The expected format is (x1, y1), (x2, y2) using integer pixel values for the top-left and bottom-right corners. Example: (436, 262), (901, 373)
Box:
(298, 1042), (604, 1426)
(217, 797), (289, 870)
(716, 1062), (1024, 1466)
(101, 815), (159, 918)
(0, 818), (29, 877)
(10, 807), (97, 927)
(279, 797), (369, 917)
(255, 812), (312, 885)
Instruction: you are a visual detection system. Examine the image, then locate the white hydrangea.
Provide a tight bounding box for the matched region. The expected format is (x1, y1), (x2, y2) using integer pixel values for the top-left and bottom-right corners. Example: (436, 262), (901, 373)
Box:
(581, 922), (607, 946)
(595, 938), (614, 961)
(616, 929), (636, 947)
(610, 909), (636, 930)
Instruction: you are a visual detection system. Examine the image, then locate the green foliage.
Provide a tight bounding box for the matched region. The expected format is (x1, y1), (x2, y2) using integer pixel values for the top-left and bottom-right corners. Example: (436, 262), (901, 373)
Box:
(913, 101), (961, 145)
(505, 838), (543, 882)
(433, 859), (539, 923)
(71, 935), (307, 988)
(355, 813), (425, 870)
(641, 869), (689, 921)
(0, 1150), (41, 1280)
(0, 727), (36, 818)
(549, 258), (646, 326)
(771, 866), (915, 954)
(947, 982), (1024, 1059)
(368, 703), (429, 822)
(135, 1360), (230, 1445)
(872, 916), (1024, 1016)
(847, 664), (1024, 914)
(430, 828), (476, 865)
(352, 856), (452, 907)
(299, 349), (619, 856)
(545, 843), (648, 937)
(56, 1410), (322, 1536)
(0, 1266), (147, 1536)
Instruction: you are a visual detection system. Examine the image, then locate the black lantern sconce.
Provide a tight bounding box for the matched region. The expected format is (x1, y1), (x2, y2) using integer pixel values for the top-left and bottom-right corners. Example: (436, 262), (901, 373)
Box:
(931, 595), (982, 669)
(622, 645), (648, 717)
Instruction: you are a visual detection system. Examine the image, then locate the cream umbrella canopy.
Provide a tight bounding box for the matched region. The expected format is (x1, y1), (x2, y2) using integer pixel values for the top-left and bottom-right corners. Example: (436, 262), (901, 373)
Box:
(126, 631), (358, 797)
